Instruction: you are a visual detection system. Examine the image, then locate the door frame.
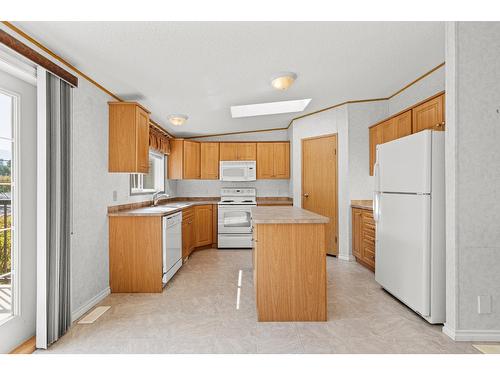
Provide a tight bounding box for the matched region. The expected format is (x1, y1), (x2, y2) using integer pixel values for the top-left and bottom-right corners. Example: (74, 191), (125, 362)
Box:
(301, 133), (338, 255)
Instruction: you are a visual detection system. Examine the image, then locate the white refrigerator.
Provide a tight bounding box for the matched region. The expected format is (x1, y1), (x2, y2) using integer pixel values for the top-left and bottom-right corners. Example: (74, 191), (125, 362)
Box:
(374, 130), (445, 324)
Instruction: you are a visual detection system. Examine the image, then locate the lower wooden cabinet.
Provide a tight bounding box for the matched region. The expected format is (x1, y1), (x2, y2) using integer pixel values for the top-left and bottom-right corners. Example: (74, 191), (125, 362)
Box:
(182, 207), (195, 260)
(195, 205), (213, 247)
(109, 216), (164, 293)
(352, 207), (376, 271)
(182, 204), (216, 261)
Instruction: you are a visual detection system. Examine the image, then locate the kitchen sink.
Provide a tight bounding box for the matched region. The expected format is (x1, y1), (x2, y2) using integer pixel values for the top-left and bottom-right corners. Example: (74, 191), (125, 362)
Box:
(141, 206), (179, 214)
(162, 203), (191, 209)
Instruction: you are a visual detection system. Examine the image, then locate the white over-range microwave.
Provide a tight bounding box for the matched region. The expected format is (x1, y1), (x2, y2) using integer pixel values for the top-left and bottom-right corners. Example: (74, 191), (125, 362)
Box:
(219, 161), (256, 181)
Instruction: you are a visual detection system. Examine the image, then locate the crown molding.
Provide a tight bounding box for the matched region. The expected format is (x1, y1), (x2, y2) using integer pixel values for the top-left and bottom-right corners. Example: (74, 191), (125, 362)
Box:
(1, 21), (173, 138)
(2, 21), (445, 141)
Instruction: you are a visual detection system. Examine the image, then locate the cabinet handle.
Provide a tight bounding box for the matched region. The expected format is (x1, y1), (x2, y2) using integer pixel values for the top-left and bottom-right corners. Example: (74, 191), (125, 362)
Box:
(303, 193), (309, 198)
(434, 121), (445, 128)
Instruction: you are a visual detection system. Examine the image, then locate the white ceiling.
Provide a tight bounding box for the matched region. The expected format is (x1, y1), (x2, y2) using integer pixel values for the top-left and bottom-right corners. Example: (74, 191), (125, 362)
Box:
(15, 22), (444, 137)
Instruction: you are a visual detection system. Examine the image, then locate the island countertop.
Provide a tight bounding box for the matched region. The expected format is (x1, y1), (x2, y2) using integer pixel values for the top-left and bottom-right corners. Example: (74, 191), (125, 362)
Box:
(251, 206), (329, 224)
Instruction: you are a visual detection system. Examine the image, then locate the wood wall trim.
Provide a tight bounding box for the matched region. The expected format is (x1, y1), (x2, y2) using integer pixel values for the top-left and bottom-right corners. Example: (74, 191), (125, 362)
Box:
(185, 126), (289, 139)
(188, 62), (445, 139)
(1, 21), (174, 138)
(9, 336), (36, 354)
(2, 21), (445, 140)
(0, 29), (78, 86)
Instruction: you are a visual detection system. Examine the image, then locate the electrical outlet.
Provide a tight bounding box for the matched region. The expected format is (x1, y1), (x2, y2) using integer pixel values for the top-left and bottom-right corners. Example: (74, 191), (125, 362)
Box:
(112, 190), (118, 202)
(478, 295), (492, 314)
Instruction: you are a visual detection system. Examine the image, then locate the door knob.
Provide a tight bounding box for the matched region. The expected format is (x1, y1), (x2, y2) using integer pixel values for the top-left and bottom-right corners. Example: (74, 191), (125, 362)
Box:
(303, 193), (309, 198)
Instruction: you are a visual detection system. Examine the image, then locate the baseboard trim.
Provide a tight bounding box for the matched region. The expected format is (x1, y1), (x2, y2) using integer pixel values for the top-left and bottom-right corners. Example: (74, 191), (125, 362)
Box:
(9, 336), (36, 354)
(338, 254), (355, 262)
(443, 325), (500, 341)
(71, 287), (111, 323)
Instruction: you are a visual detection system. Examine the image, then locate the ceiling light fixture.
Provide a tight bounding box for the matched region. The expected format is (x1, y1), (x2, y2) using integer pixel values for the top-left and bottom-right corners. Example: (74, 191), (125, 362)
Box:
(271, 72), (297, 90)
(168, 114), (188, 126)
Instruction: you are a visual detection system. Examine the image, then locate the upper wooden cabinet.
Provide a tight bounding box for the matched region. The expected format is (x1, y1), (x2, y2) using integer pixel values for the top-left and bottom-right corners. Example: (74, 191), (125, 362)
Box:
(200, 142), (220, 179)
(108, 102), (150, 173)
(183, 141), (201, 179)
(257, 142), (290, 179)
(412, 94), (445, 133)
(168, 139), (201, 179)
(368, 93), (445, 176)
(220, 142), (256, 161)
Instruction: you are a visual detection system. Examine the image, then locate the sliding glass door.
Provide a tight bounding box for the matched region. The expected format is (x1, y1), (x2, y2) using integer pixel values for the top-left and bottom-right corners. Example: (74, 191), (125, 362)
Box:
(0, 67), (37, 353)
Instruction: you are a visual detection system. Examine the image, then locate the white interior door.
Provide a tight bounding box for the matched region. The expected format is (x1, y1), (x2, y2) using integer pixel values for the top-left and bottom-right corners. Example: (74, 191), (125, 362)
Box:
(377, 130), (431, 194)
(375, 193), (431, 317)
(0, 67), (37, 353)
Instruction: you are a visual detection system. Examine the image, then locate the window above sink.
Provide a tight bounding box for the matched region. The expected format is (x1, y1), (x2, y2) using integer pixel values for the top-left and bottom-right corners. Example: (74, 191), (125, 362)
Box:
(130, 150), (165, 195)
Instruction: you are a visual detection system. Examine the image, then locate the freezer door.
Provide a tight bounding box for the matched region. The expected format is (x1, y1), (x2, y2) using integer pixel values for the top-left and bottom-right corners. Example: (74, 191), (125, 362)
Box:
(377, 130), (431, 194)
(375, 193), (431, 317)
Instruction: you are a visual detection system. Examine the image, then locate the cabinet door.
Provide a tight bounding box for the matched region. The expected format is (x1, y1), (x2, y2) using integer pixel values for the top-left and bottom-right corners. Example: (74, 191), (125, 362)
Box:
(273, 142), (290, 178)
(381, 119), (396, 144)
(195, 205), (213, 247)
(201, 142), (220, 179)
(136, 107), (150, 173)
(369, 124), (382, 176)
(361, 211), (376, 270)
(182, 220), (190, 260)
(352, 208), (362, 258)
(188, 219), (196, 254)
(394, 110), (412, 138)
(412, 94), (445, 133)
(183, 141), (201, 179)
(237, 143), (257, 160)
(219, 143), (239, 160)
(256, 143), (274, 179)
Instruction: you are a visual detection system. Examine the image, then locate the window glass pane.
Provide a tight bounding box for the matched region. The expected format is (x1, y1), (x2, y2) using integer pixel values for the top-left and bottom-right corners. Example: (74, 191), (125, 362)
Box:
(130, 150), (165, 194)
(0, 140), (12, 228)
(0, 229), (12, 322)
(0, 93), (12, 139)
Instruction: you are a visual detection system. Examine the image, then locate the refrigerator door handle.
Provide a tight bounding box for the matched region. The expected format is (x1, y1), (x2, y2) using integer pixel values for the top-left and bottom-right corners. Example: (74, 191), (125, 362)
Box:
(373, 192), (380, 222)
(374, 161), (381, 193)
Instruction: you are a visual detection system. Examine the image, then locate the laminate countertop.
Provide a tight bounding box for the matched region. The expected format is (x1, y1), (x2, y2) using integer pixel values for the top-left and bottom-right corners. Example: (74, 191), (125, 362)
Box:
(108, 200), (218, 217)
(251, 206), (329, 224)
(351, 200), (373, 210)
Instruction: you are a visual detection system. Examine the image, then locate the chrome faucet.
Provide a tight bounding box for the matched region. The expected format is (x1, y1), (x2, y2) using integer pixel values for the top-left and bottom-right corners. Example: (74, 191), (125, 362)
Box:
(152, 191), (170, 206)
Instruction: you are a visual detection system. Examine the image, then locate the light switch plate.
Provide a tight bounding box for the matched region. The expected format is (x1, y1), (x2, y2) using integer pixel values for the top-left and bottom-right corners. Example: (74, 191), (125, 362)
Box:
(478, 295), (492, 314)
(112, 190), (118, 201)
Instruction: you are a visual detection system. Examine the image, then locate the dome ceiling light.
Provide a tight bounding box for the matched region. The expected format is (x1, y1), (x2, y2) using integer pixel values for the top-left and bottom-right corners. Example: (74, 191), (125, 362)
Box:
(271, 72), (297, 90)
(168, 114), (188, 126)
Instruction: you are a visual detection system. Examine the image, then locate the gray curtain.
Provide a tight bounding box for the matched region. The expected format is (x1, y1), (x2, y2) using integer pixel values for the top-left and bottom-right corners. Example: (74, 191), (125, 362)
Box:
(45, 72), (72, 346)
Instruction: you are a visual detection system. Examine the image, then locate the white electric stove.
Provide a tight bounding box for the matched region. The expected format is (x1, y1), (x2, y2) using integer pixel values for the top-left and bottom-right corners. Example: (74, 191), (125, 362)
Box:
(217, 188), (256, 248)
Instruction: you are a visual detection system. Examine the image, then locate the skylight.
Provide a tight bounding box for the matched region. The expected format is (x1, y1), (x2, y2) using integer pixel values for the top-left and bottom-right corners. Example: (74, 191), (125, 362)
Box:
(230, 98), (312, 118)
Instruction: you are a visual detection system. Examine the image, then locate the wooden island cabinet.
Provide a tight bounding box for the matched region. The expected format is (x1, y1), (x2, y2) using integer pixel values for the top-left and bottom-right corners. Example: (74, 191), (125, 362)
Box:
(252, 206), (329, 322)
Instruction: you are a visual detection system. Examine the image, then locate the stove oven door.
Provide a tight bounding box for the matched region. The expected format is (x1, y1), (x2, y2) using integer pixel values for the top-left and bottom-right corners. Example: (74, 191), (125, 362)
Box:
(218, 205), (254, 234)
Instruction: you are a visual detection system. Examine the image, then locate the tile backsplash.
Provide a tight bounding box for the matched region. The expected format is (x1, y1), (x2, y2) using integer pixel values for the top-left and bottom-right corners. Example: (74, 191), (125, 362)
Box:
(174, 179), (290, 197)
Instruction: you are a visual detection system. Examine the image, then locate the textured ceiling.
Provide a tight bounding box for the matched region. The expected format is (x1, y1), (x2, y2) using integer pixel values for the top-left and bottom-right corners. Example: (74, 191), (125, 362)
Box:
(15, 21), (444, 137)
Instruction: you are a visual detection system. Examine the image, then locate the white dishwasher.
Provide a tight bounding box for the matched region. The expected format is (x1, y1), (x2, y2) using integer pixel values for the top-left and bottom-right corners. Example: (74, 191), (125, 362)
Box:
(162, 212), (182, 285)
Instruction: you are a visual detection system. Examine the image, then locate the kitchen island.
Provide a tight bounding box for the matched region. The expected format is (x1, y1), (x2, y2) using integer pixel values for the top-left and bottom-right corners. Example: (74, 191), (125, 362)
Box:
(251, 206), (329, 322)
